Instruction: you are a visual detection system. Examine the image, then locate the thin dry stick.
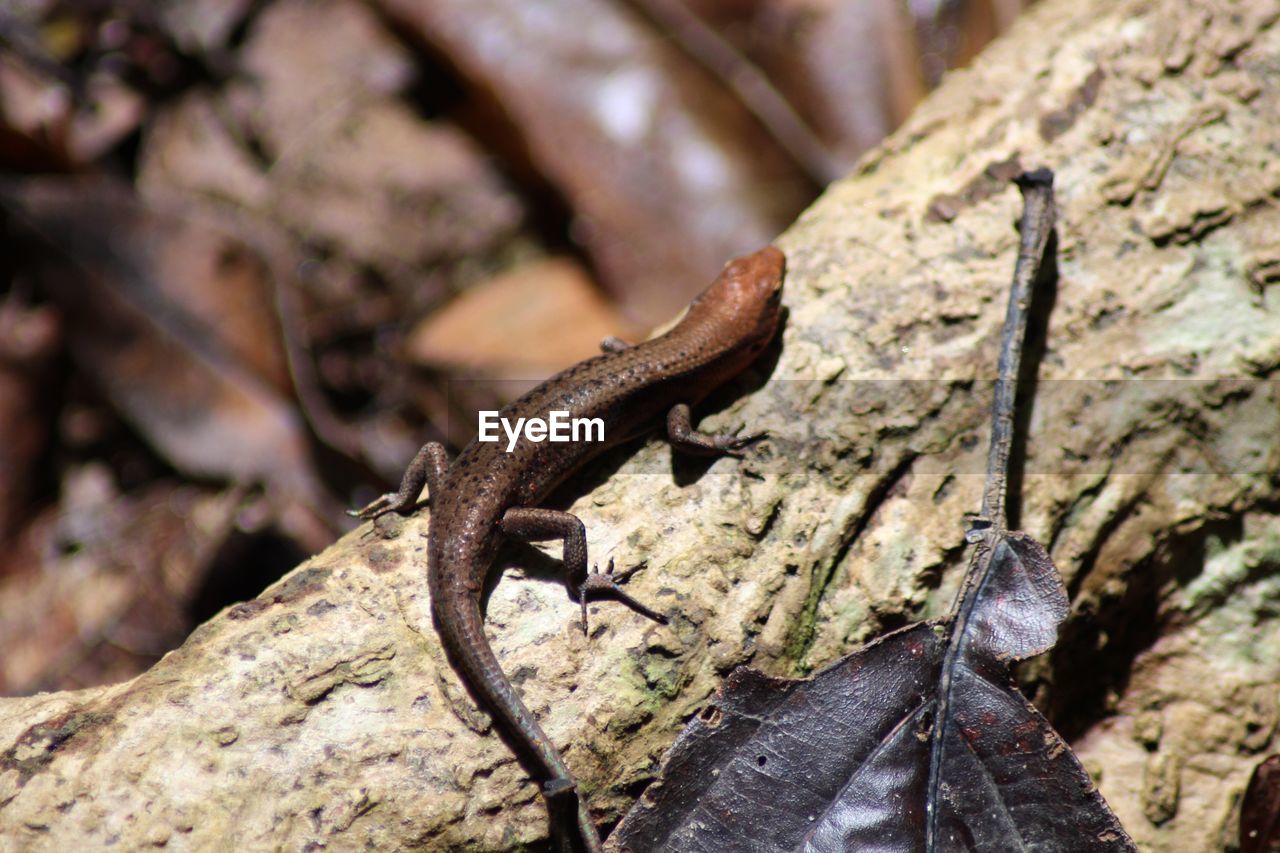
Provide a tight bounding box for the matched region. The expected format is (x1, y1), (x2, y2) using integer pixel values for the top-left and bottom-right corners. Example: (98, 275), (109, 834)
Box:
(979, 169), (1056, 532)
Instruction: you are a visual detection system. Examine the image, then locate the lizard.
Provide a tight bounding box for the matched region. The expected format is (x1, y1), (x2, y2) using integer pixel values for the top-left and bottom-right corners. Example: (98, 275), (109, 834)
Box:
(351, 245), (785, 850)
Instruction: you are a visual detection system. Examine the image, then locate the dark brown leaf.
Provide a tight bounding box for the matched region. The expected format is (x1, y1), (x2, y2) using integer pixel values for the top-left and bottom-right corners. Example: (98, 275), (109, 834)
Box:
(1243, 755), (1280, 853)
(608, 533), (1132, 851)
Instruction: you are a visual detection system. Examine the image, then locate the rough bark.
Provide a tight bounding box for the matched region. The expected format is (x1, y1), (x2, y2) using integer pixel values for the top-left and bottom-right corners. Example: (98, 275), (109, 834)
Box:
(4, 0), (1280, 849)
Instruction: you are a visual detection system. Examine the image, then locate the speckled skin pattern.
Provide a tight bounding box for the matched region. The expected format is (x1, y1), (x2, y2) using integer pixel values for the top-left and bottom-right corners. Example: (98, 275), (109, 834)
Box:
(357, 246), (784, 849)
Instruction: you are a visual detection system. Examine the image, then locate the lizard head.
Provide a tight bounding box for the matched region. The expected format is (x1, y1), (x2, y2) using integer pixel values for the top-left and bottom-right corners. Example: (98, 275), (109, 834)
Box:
(688, 245), (786, 348)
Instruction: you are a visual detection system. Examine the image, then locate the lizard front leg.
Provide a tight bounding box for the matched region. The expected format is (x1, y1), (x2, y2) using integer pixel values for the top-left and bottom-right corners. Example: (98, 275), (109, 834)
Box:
(349, 441), (449, 519)
(499, 508), (666, 634)
(665, 403), (766, 457)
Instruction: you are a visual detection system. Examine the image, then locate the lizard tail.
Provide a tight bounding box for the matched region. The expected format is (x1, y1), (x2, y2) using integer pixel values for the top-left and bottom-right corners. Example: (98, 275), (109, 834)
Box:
(433, 594), (603, 852)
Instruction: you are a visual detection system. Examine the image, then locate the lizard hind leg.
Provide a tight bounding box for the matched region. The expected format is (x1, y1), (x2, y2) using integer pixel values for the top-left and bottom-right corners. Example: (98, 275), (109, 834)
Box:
(498, 508), (667, 635)
(349, 441), (450, 519)
(579, 559), (666, 634)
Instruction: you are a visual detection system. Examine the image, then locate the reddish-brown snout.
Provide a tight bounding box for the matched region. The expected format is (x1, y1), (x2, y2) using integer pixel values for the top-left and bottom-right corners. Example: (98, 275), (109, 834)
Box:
(690, 245), (785, 342)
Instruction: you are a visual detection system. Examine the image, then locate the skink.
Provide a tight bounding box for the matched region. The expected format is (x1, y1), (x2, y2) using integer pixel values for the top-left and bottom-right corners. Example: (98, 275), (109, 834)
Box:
(354, 245), (785, 850)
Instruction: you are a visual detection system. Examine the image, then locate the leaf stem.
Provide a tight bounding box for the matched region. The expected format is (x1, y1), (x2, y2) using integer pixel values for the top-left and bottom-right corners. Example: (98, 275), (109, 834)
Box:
(979, 169), (1056, 531)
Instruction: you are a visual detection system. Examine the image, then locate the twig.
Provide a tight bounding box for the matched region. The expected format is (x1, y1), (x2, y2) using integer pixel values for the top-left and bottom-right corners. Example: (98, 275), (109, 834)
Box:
(978, 168), (1056, 532)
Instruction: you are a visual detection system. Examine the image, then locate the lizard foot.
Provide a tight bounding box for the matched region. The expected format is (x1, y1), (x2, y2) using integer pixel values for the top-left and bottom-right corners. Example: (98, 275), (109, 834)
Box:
(578, 559), (667, 635)
(716, 430), (768, 458)
(348, 489), (428, 520)
(347, 492), (400, 520)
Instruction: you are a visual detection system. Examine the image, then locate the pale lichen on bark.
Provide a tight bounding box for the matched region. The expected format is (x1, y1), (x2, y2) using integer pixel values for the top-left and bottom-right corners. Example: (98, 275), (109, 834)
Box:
(3, 0), (1280, 849)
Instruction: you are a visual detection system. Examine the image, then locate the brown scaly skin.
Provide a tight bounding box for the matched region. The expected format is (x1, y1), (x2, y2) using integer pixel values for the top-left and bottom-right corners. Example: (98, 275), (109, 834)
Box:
(353, 246), (785, 850)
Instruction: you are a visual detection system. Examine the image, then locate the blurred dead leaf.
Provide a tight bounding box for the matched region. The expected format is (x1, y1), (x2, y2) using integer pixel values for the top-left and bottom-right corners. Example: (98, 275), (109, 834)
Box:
(0, 467), (246, 695)
(140, 0), (525, 302)
(0, 54), (72, 171)
(137, 91), (272, 210)
(406, 255), (640, 375)
(3, 177), (334, 548)
(0, 298), (59, 545)
(154, 0), (254, 55)
(377, 0), (811, 324)
(237, 0), (522, 279)
(684, 0), (927, 166)
(0, 15), (146, 169)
